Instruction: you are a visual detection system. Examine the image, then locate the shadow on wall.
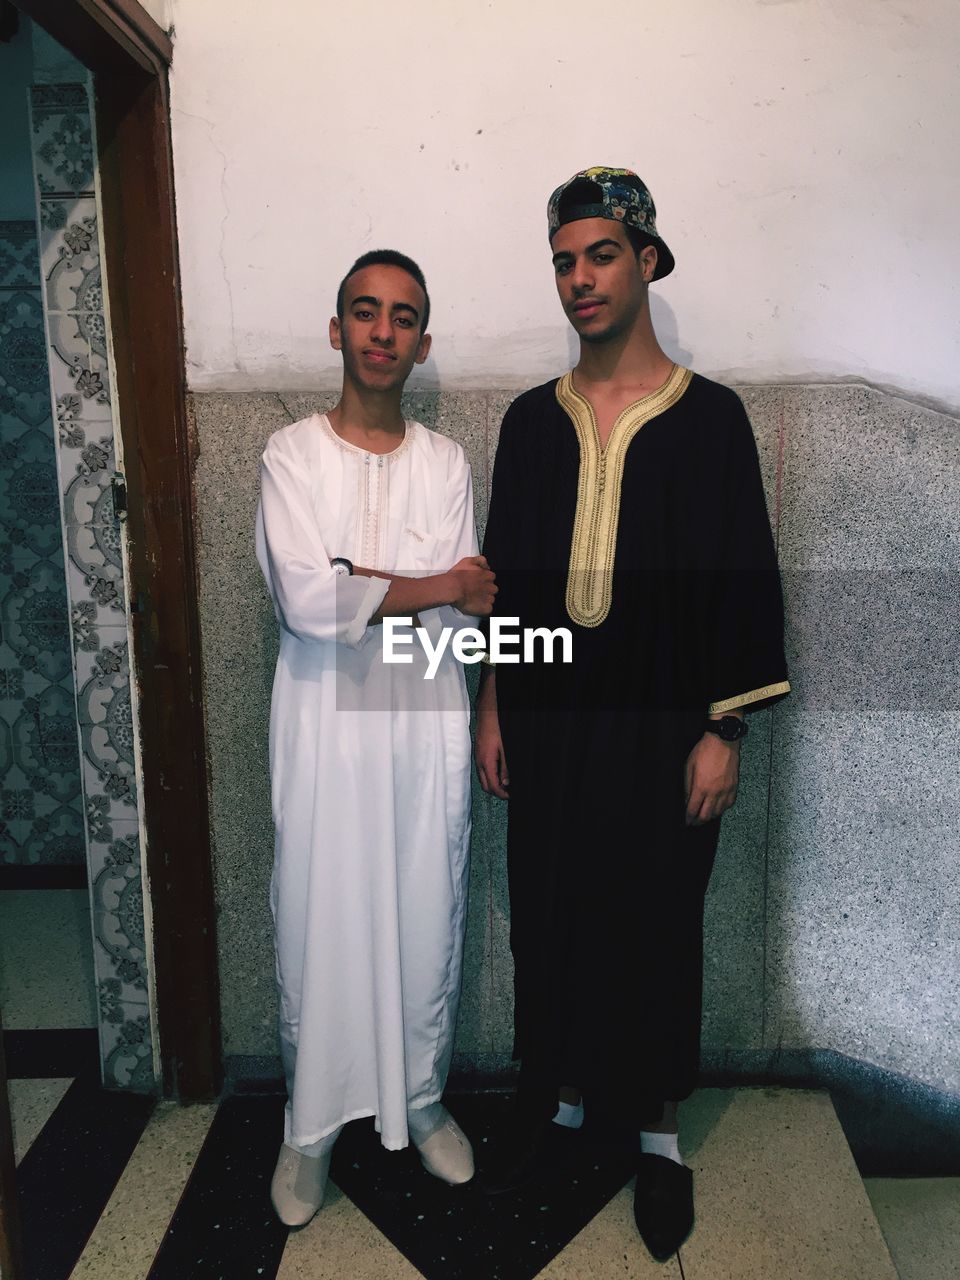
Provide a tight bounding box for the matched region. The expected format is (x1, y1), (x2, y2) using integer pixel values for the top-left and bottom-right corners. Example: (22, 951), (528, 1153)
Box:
(650, 293), (693, 369)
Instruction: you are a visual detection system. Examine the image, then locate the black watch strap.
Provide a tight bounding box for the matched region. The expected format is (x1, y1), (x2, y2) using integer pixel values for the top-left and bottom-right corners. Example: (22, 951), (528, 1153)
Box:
(705, 715), (748, 742)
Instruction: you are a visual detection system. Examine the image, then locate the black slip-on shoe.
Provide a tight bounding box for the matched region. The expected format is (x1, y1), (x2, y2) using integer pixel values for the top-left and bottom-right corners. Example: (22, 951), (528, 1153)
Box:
(632, 1153), (694, 1261)
(479, 1117), (582, 1196)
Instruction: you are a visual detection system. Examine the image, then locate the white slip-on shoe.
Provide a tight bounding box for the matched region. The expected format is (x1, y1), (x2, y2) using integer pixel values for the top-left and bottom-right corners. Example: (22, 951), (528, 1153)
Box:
(270, 1142), (333, 1227)
(414, 1112), (475, 1185)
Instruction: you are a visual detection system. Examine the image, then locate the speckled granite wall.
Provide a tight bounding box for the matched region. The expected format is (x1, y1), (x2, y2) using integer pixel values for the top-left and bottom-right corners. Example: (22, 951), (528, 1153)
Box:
(767, 386), (960, 1096)
(191, 383), (960, 1099)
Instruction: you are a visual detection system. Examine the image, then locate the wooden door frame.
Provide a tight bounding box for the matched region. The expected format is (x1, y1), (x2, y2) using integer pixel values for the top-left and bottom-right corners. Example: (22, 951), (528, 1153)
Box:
(12, 0), (222, 1100)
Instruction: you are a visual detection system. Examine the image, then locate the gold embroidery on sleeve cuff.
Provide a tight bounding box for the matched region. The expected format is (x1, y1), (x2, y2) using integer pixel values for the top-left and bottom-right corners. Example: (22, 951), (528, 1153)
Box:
(559, 365), (693, 628)
(708, 680), (791, 714)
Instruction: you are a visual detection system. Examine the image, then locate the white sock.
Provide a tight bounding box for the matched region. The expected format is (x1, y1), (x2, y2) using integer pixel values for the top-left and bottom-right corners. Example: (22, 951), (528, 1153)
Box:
(289, 1124), (341, 1159)
(407, 1101), (447, 1145)
(640, 1129), (684, 1166)
(552, 1099), (584, 1129)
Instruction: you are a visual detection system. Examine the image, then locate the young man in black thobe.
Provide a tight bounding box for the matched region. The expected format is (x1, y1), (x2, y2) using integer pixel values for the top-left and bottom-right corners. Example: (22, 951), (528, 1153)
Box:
(475, 167), (789, 1260)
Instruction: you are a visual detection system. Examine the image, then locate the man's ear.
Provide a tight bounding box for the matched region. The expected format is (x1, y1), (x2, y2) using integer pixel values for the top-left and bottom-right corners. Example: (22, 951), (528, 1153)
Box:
(414, 331), (432, 365)
(640, 245), (658, 282)
(329, 316), (342, 351)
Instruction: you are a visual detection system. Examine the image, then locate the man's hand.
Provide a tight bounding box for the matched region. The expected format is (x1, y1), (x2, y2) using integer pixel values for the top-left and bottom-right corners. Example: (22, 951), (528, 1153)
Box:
(448, 555), (497, 616)
(684, 733), (740, 826)
(476, 717), (510, 799)
(475, 668), (509, 798)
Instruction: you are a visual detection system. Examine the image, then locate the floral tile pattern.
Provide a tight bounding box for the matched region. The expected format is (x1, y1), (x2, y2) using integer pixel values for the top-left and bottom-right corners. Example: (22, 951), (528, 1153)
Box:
(89, 818), (148, 995)
(40, 197), (112, 419)
(1, 554), (72, 681)
(29, 84), (95, 196)
(0, 425), (62, 558)
(0, 283), (53, 429)
(0, 222), (44, 289)
(64, 536), (126, 636)
(100, 1002), (154, 1090)
(90, 813), (151, 1092)
(48, 313), (111, 407)
(0, 222), (83, 869)
(21, 81), (153, 1089)
(76, 630), (138, 820)
(61, 427), (127, 636)
(41, 198), (104, 319)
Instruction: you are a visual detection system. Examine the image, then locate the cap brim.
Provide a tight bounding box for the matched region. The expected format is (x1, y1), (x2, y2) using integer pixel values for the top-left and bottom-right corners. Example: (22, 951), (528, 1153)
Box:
(650, 237), (674, 281)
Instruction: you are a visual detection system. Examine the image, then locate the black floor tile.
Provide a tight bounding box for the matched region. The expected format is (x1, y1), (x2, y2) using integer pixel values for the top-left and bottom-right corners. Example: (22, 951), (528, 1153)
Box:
(148, 1094), (288, 1280)
(0, 866), (87, 889)
(331, 1093), (636, 1280)
(4, 1029), (100, 1080)
(16, 1076), (154, 1280)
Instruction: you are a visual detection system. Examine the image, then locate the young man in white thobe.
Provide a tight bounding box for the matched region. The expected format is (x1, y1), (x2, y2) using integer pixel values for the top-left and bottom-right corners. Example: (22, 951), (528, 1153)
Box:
(256, 250), (496, 1226)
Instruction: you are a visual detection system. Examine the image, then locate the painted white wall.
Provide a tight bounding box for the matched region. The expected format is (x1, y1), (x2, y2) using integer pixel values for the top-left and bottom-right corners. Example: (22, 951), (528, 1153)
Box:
(138, 0), (170, 31)
(169, 0), (960, 409)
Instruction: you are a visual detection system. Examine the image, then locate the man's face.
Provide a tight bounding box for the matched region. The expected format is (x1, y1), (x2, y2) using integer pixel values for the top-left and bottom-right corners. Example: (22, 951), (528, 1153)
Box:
(330, 264), (431, 390)
(550, 218), (656, 344)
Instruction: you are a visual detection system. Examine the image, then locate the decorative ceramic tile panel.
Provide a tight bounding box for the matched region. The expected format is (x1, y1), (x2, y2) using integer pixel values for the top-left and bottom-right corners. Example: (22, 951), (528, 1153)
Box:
(90, 811), (151, 1090)
(76, 629), (138, 821)
(0, 221), (83, 869)
(26, 83), (153, 1088)
(41, 200), (101, 312)
(0, 223), (43, 289)
(0, 272), (52, 429)
(42, 200), (112, 416)
(29, 84), (95, 196)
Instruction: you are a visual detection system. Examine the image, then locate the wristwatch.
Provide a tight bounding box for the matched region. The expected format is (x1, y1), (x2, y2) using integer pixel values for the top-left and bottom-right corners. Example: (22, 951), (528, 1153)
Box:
(330, 557), (354, 577)
(704, 715), (749, 742)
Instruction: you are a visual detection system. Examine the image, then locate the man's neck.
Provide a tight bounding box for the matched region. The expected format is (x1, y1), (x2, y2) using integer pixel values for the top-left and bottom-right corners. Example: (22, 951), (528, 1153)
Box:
(327, 380), (406, 448)
(573, 312), (674, 402)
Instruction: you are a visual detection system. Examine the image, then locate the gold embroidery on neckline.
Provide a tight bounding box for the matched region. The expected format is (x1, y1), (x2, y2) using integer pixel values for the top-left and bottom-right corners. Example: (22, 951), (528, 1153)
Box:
(558, 364), (693, 627)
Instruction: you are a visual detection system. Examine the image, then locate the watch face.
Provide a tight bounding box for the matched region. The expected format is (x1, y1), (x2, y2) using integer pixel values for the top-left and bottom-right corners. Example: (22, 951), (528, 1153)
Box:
(708, 716), (746, 741)
(720, 717), (746, 741)
(331, 558), (351, 576)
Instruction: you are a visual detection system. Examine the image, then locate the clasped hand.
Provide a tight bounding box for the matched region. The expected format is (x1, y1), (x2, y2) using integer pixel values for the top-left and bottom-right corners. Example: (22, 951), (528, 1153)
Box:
(449, 555), (497, 616)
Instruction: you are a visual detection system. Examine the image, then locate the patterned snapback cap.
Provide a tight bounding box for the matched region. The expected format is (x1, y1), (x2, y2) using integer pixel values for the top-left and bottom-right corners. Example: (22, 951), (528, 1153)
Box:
(547, 166), (675, 280)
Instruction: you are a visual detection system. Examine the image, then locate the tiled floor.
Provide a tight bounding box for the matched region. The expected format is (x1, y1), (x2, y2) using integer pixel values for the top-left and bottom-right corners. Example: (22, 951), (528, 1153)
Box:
(13, 1052), (957, 1280)
(70, 1100), (217, 1280)
(8, 1077), (73, 1163)
(864, 1177), (960, 1280)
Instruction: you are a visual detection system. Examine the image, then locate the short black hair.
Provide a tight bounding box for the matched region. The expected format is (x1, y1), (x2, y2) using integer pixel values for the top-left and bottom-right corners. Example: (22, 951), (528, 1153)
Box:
(336, 249), (431, 333)
(624, 224), (658, 264)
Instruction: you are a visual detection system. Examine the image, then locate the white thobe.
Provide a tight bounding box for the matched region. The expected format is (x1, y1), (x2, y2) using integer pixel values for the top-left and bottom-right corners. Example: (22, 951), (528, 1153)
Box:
(255, 412), (477, 1151)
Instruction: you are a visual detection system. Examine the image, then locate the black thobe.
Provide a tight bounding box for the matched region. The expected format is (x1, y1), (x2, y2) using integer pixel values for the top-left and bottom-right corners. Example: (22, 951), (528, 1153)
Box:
(481, 367), (789, 1132)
